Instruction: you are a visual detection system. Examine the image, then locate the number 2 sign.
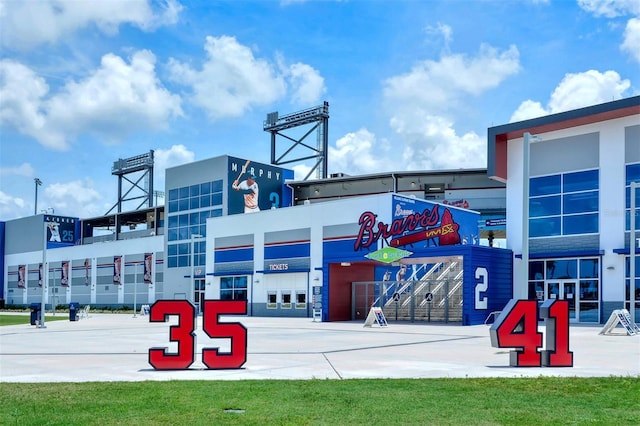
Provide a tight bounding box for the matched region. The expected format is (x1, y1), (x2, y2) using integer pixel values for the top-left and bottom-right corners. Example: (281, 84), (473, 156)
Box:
(148, 299), (248, 370)
(489, 299), (573, 367)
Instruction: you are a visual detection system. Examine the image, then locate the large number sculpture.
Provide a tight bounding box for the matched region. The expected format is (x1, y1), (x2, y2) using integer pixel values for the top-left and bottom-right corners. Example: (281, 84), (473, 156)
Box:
(490, 299), (573, 367)
(148, 300), (248, 370)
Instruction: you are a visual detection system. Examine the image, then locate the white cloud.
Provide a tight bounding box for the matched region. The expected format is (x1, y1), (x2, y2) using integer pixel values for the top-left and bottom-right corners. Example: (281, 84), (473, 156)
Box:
(0, 51), (183, 150)
(622, 17), (640, 62)
(43, 179), (105, 218)
(328, 129), (391, 175)
(168, 36), (326, 118)
(577, 0), (640, 18)
(384, 44), (520, 113)
(0, 163), (35, 177)
(291, 164), (314, 180)
(578, 0), (640, 64)
(390, 113), (486, 170)
(0, 0), (183, 50)
(510, 69), (631, 121)
(287, 62), (326, 105)
(380, 43), (519, 171)
(168, 35), (287, 120)
(0, 190), (26, 220)
(424, 22), (453, 52)
(153, 144), (195, 190)
(0, 60), (48, 137)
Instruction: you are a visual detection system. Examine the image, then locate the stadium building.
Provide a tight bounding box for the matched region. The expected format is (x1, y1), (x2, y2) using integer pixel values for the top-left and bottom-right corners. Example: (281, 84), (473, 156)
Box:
(487, 95), (640, 323)
(1, 96), (637, 324)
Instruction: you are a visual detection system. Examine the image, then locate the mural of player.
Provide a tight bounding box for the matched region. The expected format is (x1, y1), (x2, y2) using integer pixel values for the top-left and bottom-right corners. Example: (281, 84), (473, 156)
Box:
(113, 256), (122, 284)
(84, 258), (90, 286)
(47, 222), (61, 242)
(232, 160), (260, 213)
(61, 261), (69, 286)
(17, 265), (26, 288)
(144, 253), (153, 284)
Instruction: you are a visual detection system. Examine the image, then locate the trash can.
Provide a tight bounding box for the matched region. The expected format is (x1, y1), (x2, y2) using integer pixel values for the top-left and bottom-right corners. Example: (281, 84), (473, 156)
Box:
(30, 303), (41, 326)
(69, 302), (79, 321)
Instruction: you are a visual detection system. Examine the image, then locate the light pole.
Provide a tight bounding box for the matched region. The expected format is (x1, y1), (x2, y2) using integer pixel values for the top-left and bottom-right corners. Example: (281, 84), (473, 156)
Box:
(34, 178), (42, 215)
(631, 182), (637, 324)
(521, 132), (539, 300)
(191, 234), (203, 309)
(38, 218), (47, 328)
(133, 261), (138, 318)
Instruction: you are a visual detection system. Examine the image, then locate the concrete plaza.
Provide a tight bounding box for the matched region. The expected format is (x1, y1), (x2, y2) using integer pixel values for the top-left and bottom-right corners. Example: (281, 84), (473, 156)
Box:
(1, 312), (638, 382)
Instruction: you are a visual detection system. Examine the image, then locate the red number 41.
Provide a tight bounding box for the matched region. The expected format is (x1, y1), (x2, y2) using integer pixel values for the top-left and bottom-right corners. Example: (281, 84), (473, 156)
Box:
(490, 299), (573, 367)
(148, 300), (248, 370)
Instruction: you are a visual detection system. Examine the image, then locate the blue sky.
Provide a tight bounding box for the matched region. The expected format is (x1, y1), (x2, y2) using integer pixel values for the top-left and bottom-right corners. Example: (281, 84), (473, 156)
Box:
(1, 0), (639, 221)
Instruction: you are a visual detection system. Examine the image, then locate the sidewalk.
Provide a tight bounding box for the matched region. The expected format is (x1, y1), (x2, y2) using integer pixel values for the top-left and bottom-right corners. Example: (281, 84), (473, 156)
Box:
(1, 313), (638, 382)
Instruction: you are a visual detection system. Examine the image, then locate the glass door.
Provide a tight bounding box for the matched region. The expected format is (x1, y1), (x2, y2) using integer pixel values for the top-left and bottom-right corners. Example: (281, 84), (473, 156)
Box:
(545, 280), (577, 321)
(194, 278), (205, 315)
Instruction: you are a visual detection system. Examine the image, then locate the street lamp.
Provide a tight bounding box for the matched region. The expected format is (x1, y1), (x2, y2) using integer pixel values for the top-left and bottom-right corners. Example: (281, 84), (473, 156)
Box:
(631, 181), (637, 324)
(521, 132), (540, 300)
(191, 234), (204, 310)
(34, 178), (42, 215)
(38, 217), (47, 328)
(133, 261), (138, 318)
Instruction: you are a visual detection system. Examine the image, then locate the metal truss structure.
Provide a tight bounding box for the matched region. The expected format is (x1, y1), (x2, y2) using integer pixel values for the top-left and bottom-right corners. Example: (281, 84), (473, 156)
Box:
(263, 101), (329, 180)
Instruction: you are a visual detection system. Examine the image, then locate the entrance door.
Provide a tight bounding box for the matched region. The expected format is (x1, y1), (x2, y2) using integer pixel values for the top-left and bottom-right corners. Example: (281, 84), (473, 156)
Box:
(545, 280), (577, 321)
(194, 278), (205, 315)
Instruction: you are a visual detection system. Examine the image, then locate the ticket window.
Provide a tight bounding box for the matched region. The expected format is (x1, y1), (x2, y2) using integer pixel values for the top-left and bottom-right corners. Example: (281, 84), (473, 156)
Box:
(295, 291), (307, 309)
(267, 291), (277, 309)
(281, 291), (292, 309)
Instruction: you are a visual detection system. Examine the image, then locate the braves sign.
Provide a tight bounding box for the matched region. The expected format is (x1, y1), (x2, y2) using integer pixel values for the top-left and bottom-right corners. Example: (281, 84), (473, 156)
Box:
(354, 195), (480, 251)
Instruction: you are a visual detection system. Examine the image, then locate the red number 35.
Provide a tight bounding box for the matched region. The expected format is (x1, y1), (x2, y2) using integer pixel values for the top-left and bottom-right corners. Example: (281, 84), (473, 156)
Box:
(490, 299), (573, 367)
(148, 300), (248, 370)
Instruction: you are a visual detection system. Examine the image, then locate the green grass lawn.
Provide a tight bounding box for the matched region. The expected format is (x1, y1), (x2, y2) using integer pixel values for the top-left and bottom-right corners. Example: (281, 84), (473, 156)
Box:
(0, 313), (70, 326)
(1, 377), (638, 425)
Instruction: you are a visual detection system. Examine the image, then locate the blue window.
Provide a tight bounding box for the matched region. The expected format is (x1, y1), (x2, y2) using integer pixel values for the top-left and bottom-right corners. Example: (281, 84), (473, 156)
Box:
(168, 216), (178, 229)
(201, 181), (211, 194)
(167, 229), (178, 241)
(179, 187), (189, 199)
(168, 188), (179, 201)
(625, 163), (640, 231)
(529, 169), (598, 237)
(178, 243), (190, 255)
(168, 244), (178, 256)
(626, 163), (640, 185)
(178, 214), (188, 227)
(563, 170), (598, 192)
(178, 199), (189, 211)
(220, 276), (248, 301)
(178, 255), (189, 267)
(200, 194), (211, 208)
(168, 257), (177, 268)
(189, 212), (200, 225)
(530, 217), (561, 237)
(190, 184), (200, 197)
(211, 208), (222, 217)
(530, 175), (561, 196)
(212, 180), (223, 193)
(564, 191), (598, 214)
(580, 259), (599, 279)
(563, 213), (598, 235)
(530, 196), (560, 217)
(190, 197), (200, 209)
(212, 192), (223, 206)
(546, 259), (577, 279)
(168, 200), (178, 213)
